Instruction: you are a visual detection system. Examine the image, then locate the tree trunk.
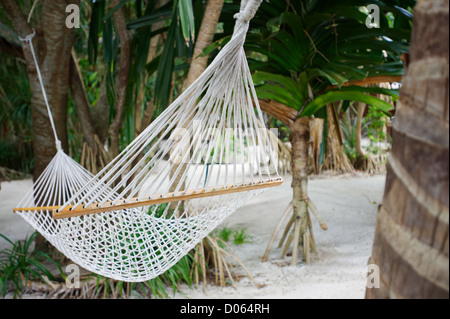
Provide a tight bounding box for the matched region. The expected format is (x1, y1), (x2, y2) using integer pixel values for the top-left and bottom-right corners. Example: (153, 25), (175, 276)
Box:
(290, 117), (311, 265)
(366, 0), (449, 299)
(355, 102), (366, 159)
(259, 102), (327, 264)
(90, 79), (110, 144)
(0, 0), (78, 180)
(323, 104), (354, 173)
(135, 0), (169, 135)
(182, 0), (225, 91)
(108, 0), (131, 157)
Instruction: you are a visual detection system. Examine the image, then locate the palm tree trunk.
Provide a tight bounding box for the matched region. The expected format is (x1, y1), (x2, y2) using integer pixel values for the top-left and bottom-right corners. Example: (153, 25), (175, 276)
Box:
(366, 0), (449, 299)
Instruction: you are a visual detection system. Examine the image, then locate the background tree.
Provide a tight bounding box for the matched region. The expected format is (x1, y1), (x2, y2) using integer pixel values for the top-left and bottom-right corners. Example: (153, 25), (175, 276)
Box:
(0, 0), (78, 180)
(0, 0), (82, 250)
(229, 0), (414, 265)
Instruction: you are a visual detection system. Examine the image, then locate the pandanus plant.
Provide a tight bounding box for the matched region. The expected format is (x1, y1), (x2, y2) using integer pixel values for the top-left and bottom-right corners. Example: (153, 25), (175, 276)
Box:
(226, 0), (415, 265)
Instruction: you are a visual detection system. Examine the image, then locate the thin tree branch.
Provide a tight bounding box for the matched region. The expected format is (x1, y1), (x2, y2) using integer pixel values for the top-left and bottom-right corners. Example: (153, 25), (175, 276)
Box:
(108, 0), (131, 156)
(69, 50), (97, 150)
(304, 29), (330, 64)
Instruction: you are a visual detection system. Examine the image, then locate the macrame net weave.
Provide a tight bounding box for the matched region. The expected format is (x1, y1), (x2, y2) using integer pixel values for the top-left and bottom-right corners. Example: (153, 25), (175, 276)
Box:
(15, 0), (283, 282)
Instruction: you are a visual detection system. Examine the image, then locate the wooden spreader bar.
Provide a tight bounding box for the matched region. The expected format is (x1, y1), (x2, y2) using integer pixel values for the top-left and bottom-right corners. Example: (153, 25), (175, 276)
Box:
(14, 179), (283, 220)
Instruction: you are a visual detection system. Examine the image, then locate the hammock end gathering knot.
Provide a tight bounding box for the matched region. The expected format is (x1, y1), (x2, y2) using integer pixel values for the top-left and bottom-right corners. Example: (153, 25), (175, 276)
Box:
(234, 0), (263, 23)
(18, 28), (36, 43)
(55, 139), (62, 152)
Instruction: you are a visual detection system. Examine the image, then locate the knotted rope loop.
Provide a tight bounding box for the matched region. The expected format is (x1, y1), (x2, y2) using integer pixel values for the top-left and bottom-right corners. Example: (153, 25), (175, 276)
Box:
(233, 0), (263, 23)
(18, 28), (36, 43)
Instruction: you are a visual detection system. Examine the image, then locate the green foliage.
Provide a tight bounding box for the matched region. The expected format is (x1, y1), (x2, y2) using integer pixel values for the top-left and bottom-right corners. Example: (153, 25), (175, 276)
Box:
(340, 102), (391, 167)
(2, 0), (414, 172)
(252, 71), (305, 110)
(148, 203), (169, 218)
(232, 228), (252, 245)
(303, 90), (394, 117)
(243, 3), (411, 117)
(218, 0), (414, 168)
(154, 252), (194, 297)
(0, 53), (33, 174)
(0, 232), (59, 298)
(88, 252), (195, 299)
(81, 0), (186, 148)
(0, 227), (194, 299)
(216, 226), (233, 243)
(153, 2), (179, 111)
(178, 0), (195, 43)
(214, 226), (252, 246)
(82, 0), (199, 152)
(0, 140), (22, 171)
(364, 106), (390, 144)
(341, 116), (360, 164)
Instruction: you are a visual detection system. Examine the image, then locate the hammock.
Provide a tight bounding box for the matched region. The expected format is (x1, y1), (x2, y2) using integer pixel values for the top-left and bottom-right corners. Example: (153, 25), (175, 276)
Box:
(15, 0), (283, 282)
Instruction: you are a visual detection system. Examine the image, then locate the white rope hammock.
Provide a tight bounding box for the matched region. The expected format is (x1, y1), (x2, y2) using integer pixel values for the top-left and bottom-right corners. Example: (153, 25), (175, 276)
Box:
(15, 0), (283, 282)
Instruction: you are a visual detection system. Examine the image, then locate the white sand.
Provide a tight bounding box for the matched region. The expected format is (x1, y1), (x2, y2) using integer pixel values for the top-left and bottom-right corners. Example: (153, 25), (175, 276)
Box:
(0, 173), (385, 299)
(0, 179), (35, 247)
(173, 174), (385, 299)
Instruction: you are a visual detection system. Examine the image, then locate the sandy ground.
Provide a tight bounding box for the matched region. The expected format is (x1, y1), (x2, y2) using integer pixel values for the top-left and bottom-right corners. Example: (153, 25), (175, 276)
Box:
(0, 179), (35, 247)
(0, 173), (385, 299)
